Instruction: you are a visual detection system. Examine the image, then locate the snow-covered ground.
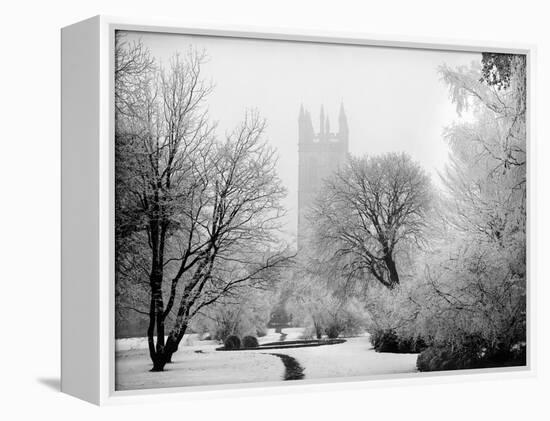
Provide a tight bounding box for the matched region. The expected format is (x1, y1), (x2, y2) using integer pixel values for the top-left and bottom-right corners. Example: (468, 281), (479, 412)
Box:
(115, 329), (419, 391)
(115, 327), (306, 352)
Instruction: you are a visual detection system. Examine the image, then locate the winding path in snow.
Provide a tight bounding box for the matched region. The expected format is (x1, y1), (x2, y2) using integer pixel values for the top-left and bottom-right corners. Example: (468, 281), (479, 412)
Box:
(115, 331), (419, 390)
(269, 353), (305, 380)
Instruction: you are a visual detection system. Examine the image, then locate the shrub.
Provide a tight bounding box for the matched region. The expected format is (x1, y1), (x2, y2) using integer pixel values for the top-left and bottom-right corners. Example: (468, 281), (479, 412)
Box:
(371, 329), (398, 352)
(314, 322), (324, 339)
(325, 312), (364, 339)
(371, 329), (427, 353)
(242, 335), (259, 348)
(413, 337), (427, 353)
(416, 344), (481, 371)
(224, 335), (241, 350)
(416, 341), (526, 372)
(325, 324), (341, 339)
(196, 295), (272, 342)
(214, 323), (235, 342)
(300, 326), (315, 340)
(298, 323), (325, 340)
(500, 342), (527, 366)
(338, 309), (366, 337)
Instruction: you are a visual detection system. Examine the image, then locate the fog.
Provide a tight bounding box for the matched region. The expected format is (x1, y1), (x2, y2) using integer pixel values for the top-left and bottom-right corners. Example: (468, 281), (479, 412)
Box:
(122, 31), (479, 240)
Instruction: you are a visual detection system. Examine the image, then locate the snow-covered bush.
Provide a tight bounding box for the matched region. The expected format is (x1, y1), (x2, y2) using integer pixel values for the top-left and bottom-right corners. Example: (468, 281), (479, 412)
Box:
(299, 326), (316, 340)
(325, 324), (340, 339)
(192, 290), (272, 342)
(224, 335), (241, 350)
(416, 339), (526, 372)
(370, 329), (426, 353)
(322, 301), (367, 339)
(242, 335), (259, 348)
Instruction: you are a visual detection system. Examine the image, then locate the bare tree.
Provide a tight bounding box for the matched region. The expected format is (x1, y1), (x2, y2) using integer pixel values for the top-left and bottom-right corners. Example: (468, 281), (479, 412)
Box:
(114, 35), (157, 329)
(116, 46), (217, 362)
(152, 112), (291, 371)
(115, 33), (155, 116)
(311, 153), (432, 290)
(115, 39), (291, 371)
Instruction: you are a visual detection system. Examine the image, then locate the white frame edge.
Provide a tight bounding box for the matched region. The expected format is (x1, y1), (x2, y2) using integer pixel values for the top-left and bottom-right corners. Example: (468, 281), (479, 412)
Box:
(61, 15), (537, 406)
(61, 16), (101, 404)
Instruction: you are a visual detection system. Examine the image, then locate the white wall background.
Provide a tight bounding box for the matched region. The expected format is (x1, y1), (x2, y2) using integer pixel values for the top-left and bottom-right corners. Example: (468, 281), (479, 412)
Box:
(0, 0), (547, 419)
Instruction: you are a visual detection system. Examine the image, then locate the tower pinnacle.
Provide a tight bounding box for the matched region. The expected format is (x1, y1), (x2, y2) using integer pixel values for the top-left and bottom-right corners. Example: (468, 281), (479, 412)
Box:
(339, 102), (348, 136)
(320, 106), (325, 136)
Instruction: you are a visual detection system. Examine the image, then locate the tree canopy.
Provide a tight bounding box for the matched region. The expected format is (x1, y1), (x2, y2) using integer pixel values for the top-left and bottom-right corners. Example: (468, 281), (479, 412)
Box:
(311, 152), (432, 290)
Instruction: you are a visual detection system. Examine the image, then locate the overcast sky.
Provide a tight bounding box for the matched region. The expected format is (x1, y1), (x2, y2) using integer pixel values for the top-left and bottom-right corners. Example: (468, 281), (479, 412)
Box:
(121, 31), (479, 242)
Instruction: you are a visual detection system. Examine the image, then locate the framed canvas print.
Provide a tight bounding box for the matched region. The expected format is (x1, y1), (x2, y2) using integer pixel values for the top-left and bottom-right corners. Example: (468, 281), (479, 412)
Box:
(61, 16), (534, 405)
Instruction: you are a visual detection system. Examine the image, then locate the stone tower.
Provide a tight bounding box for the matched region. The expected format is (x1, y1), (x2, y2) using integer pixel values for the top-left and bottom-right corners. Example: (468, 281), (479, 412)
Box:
(297, 103), (349, 249)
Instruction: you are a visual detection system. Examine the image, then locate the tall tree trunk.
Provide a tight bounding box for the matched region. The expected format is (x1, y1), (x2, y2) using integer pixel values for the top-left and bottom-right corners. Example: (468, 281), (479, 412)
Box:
(150, 322), (189, 372)
(314, 319), (322, 339)
(383, 253), (400, 289)
(149, 262), (167, 371)
(149, 251), (212, 371)
(147, 299), (156, 363)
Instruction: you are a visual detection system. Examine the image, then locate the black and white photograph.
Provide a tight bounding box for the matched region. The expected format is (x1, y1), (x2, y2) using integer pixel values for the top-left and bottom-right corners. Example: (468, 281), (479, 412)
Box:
(114, 30), (527, 391)
(5, 0), (550, 417)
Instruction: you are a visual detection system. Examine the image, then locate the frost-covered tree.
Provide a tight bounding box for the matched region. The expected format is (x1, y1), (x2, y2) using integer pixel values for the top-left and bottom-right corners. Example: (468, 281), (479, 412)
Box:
(410, 54), (527, 368)
(285, 270), (368, 339)
(192, 288), (274, 341)
(311, 153), (432, 290)
(355, 54), (527, 369)
(439, 55), (526, 255)
(440, 54), (526, 174)
(115, 39), (291, 371)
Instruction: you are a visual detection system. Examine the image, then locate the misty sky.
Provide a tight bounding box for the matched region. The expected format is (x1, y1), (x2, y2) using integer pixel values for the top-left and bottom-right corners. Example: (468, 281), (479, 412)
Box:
(121, 31), (479, 242)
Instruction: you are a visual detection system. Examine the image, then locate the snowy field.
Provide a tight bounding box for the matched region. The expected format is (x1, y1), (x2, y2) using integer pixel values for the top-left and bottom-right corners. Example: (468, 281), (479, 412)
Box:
(115, 329), (419, 391)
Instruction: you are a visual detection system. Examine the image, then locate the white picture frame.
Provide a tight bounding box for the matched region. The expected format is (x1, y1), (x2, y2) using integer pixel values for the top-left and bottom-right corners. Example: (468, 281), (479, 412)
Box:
(61, 15), (536, 405)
